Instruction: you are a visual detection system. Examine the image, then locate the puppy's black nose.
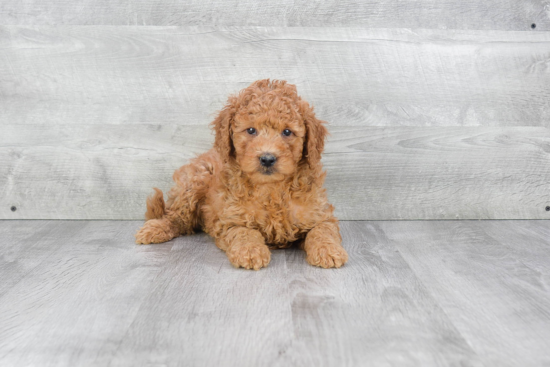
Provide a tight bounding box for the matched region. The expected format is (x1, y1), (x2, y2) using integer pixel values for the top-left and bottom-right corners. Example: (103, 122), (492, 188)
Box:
(259, 153), (277, 167)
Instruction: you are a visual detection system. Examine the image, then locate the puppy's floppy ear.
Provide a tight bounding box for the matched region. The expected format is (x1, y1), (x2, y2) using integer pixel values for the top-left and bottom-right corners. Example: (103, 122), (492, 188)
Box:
(300, 100), (328, 168)
(211, 97), (237, 163)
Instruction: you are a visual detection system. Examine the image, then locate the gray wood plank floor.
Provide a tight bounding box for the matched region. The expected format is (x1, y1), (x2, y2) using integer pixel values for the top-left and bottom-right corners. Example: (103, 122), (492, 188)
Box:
(1, 220), (549, 366)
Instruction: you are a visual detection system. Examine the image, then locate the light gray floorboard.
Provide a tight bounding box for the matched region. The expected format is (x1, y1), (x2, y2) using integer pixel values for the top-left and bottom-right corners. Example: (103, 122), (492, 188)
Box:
(381, 220), (550, 367)
(0, 220), (86, 297)
(2, 125), (549, 220)
(110, 232), (292, 367)
(0, 221), (174, 366)
(279, 222), (479, 366)
(1, 27), (549, 127)
(1, 220), (550, 366)
(0, 0), (547, 30)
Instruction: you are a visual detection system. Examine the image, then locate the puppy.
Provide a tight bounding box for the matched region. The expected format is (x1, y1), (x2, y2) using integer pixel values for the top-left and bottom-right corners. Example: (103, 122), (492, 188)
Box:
(135, 79), (348, 270)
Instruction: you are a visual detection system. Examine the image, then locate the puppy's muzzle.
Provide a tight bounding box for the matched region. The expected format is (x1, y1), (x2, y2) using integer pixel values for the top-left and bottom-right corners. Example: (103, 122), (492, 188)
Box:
(259, 153), (277, 168)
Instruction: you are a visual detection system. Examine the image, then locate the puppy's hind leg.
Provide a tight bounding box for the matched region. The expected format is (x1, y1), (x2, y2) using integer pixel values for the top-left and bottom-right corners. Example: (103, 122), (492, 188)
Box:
(135, 156), (214, 245)
(135, 188), (181, 244)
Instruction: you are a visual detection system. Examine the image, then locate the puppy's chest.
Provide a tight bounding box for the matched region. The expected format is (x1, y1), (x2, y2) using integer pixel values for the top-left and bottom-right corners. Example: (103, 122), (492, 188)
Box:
(245, 197), (312, 243)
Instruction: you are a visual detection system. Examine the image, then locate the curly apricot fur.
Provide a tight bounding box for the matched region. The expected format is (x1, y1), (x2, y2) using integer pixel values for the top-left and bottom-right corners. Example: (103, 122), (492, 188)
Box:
(135, 80), (348, 270)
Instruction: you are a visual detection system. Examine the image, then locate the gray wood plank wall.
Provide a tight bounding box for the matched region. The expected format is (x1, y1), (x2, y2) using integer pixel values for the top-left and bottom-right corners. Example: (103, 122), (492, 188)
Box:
(0, 1), (548, 30)
(2, 27), (550, 127)
(1, 5), (549, 220)
(2, 125), (549, 220)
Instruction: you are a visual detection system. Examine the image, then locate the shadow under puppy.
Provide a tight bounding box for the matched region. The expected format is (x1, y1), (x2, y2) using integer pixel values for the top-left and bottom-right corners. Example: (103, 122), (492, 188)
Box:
(135, 79), (348, 270)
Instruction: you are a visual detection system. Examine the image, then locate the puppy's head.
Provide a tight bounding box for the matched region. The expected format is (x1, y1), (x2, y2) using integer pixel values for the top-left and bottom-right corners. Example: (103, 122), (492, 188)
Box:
(211, 79), (327, 184)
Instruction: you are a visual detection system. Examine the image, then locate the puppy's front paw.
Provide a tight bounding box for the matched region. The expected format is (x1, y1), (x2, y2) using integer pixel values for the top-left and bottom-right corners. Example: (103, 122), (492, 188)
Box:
(135, 219), (175, 244)
(226, 242), (271, 270)
(306, 243), (348, 268)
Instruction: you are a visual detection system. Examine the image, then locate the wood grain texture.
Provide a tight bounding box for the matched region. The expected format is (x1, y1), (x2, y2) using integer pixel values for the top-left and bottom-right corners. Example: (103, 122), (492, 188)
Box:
(0, 221), (175, 366)
(110, 231), (293, 367)
(0, 0), (548, 30)
(0, 220), (85, 297)
(280, 221), (480, 366)
(326, 126), (550, 220)
(1, 124), (549, 220)
(383, 220), (550, 367)
(0, 221), (469, 366)
(1, 26), (549, 127)
(2, 220), (550, 366)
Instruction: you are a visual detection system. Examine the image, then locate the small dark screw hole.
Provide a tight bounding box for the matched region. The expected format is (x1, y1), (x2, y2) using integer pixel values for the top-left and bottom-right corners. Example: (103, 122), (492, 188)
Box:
(531, 23), (536, 29)
(10, 206), (17, 212)
(546, 206), (550, 212)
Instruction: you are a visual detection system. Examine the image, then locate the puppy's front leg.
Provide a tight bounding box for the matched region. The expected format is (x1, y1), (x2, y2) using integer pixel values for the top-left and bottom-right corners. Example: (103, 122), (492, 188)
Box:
(217, 227), (271, 270)
(303, 220), (348, 268)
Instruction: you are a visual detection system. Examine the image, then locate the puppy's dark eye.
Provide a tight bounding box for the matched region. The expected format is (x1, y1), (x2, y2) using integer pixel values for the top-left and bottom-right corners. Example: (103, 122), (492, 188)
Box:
(246, 127), (256, 135)
(282, 129), (292, 137)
